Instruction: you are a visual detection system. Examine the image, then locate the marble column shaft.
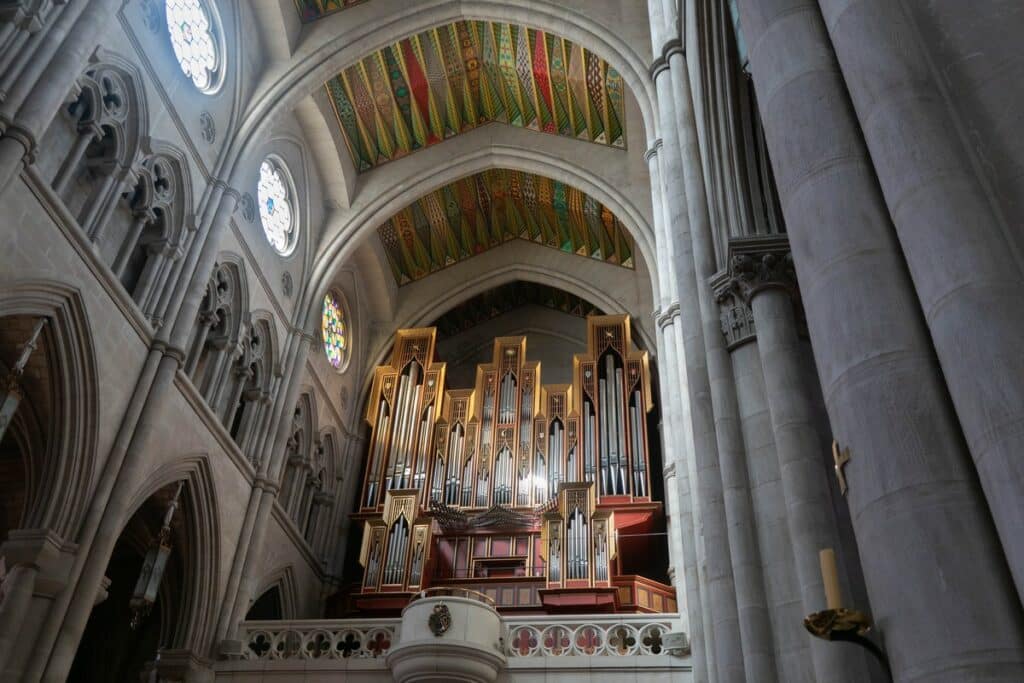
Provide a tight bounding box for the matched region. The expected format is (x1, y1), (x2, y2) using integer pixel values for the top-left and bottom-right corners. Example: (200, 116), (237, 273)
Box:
(819, 0), (1024, 599)
(734, 0), (1024, 680)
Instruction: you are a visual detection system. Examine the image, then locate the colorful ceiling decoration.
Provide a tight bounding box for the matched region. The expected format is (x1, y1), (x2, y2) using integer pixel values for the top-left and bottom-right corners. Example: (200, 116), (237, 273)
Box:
(293, 0), (367, 23)
(432, 281), (604, 339)
(377, 169), (635, 285)
(324, 20), (627, 172)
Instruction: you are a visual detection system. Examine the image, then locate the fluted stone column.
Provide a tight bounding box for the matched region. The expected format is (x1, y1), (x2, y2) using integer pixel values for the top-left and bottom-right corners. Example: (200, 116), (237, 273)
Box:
(819, 0), (1024, 599)
(729, 237), (872, 681)
(734, 0), (1024, 680)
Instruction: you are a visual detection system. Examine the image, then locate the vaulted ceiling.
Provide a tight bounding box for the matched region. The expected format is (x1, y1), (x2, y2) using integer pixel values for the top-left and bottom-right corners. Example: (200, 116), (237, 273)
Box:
(377, 168), (635, 284)
(322, 19), (627, 172)
(432, 281), (604, 339)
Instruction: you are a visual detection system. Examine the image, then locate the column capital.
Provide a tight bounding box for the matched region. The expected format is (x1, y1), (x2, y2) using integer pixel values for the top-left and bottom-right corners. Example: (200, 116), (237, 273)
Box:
(644, 138), (663, 162)
(723, 235), (797, 303)
(656, 302), (681, 329)
(711, 269), (756, 349)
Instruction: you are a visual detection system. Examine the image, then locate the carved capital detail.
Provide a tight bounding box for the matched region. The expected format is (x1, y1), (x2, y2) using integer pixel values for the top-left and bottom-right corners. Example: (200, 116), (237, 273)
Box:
(726, 235), (797, 303)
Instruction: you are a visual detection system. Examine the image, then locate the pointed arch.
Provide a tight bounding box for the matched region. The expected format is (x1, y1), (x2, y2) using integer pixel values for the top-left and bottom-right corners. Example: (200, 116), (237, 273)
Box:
(0, 281), (99, 540)
(125, 454), (221, 654)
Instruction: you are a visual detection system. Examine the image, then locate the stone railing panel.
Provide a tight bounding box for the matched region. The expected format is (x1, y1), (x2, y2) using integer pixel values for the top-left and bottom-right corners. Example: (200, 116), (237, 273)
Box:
(504, 615), (677, 658)
(240, 620), (399, 660)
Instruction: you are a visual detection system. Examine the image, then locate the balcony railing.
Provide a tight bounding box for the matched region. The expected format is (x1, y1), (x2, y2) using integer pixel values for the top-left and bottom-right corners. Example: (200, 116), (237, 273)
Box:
(504, 614), (676, 657)
(240, 619), (399, 660)
(236, 613), (680, 661)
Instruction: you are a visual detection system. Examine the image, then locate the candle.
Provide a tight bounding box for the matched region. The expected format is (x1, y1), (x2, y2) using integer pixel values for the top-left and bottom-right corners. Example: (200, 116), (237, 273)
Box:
(819, 548), (842, 610)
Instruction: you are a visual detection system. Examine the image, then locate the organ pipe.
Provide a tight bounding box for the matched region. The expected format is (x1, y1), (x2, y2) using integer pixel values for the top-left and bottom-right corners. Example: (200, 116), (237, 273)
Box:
(357, 317), (652, 599)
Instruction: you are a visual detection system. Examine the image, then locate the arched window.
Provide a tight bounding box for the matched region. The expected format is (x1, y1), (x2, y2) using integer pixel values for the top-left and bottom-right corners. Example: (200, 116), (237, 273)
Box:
(165, 0), (225, 94)
(321, 291), (348, 370)
(257, 158), (298, 256)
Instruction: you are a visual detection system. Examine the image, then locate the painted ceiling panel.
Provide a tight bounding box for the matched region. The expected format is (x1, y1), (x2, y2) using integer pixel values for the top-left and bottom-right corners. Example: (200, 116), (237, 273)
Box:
(324, 20), (627, 172)
(433, 282), (604, 339)
(294, 0), (367, 22)
(377, 169), (635, 285)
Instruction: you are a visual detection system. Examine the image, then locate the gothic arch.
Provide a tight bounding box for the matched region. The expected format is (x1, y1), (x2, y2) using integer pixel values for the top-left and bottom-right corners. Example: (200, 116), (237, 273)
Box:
(249, 565), (299, 620)
(302, 146), (657, 336)
(231, 0), (657, 189)
(0, 281), (99, 541)
(124, 454), (221, 654)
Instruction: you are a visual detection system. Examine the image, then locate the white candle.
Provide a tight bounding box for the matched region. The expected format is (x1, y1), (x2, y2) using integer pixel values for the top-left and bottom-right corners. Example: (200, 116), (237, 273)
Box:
(819, 548), (843, 610)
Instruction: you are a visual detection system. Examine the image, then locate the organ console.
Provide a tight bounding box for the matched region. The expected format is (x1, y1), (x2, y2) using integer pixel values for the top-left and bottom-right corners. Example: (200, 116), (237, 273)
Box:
(348, 315), (675, 614)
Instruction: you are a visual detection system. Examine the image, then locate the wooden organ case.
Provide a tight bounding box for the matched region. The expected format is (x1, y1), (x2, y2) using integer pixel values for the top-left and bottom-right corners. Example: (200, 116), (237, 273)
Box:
(350, 316), (676, 615)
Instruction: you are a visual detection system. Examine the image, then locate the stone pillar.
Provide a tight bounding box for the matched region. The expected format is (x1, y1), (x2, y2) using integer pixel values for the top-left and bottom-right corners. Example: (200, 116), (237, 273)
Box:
(669, 21), (780, 680)
(819, 0), (1024, 598)
(728, 237), (872, 681)
(647, 134), (707, 679)
(27, 188), (240, 681)
(653, 32), (742, 680)
(708, 273), (777, 683)
(734, 0), (1024, 679)
(730, 338), (810, 682)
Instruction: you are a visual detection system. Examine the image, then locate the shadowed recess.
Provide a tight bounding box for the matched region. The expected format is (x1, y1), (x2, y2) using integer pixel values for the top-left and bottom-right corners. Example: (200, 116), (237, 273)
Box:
(378, 168), (635, 284)
(293, 0), (368, 22)
(431, 281), (604, 339)
(325, 20), (627, 172)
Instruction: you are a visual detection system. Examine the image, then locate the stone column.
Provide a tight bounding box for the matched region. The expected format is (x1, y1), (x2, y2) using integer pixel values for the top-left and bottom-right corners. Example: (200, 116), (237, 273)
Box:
(28, 189), (240, 681)
(729, 237), (872, 681)
(708, 273), (777, 683)
(730, 337), (810, 682)
(670, 20), (780, 680)
(653, 30), (742, 680)
(819, 0), (1024, 598)
(733, 0), (1024, 679)
(647, 133), (708, 681)
(221, 333), (313, 649)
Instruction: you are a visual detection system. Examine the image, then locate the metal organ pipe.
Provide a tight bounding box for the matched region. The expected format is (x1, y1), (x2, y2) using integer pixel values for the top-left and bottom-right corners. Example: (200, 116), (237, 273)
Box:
(613, 360), (627, 495)
(631, 390), (646, 497)
(599, 375), (610, 494)
(589, 401), (598, 485)
(366, 400), (389, 506)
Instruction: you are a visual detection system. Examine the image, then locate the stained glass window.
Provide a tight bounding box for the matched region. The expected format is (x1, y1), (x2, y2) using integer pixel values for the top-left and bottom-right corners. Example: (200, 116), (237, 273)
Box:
(165, 0), (223, 94)
(322, 292), (347, 370)
(258, 159), (297, 255)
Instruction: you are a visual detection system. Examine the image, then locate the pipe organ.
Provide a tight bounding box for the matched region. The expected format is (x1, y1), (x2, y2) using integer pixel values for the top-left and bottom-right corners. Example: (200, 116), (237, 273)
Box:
(351, 316), (675, 614)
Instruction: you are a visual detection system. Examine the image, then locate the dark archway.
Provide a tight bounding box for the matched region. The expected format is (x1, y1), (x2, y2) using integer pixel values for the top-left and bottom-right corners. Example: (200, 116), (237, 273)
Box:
(68, 483), (187, 682)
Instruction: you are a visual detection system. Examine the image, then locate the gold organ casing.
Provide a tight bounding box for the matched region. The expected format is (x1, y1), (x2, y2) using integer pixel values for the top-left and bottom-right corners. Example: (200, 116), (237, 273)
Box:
(352, 315), (671, 614)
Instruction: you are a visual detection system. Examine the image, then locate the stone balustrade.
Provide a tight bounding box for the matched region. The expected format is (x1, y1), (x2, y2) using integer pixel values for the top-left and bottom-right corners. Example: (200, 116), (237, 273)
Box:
(236, 613), (680, 661)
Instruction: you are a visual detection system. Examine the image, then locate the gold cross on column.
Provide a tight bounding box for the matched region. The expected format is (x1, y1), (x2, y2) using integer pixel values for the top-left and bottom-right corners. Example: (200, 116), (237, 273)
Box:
(832, 440), (851, 496)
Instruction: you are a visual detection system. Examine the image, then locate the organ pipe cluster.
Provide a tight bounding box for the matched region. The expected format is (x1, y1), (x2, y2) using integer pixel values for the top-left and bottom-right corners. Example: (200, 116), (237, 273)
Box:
(355, 315), (653, 595)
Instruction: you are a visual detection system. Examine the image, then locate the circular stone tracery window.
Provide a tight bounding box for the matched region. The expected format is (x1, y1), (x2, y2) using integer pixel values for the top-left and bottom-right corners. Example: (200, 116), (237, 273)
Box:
(258, 158), (298, 256)
(322, 292), (349, 371)
(165, 0), (225, 94)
